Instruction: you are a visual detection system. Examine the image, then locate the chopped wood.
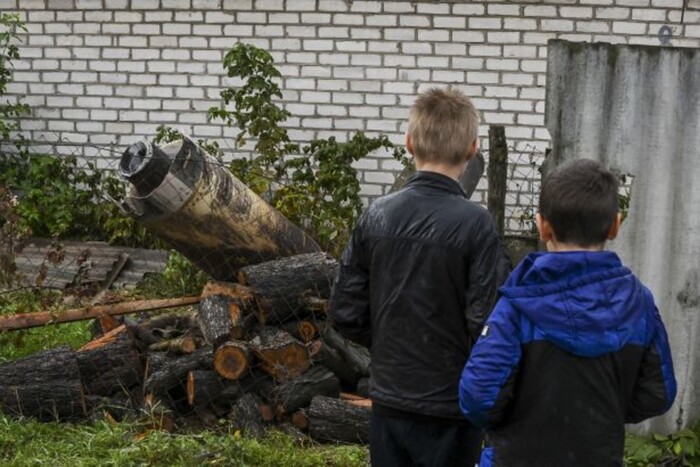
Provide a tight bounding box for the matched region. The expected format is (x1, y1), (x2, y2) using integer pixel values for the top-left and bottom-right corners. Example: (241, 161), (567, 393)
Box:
(308, 395), (370, 444)
(0, 296), (201, 331)
(259, 403), (275, 422)
(148, 336), (197, 355)
(186, 370), (243, 407)
(213, 340), (251, 380)
(77, 326), (143, 397)
(291, 409), (309, 431)
(97, 314), (122, 334)
(280, 319), (320, 344)
(307, 339), (359, 387)
(144, 348), (212, 395)
(198, 295), (251, 347)
(319, 324), (370, 384)
(302, 296), (329, 314)
(356, 377), (370, 398)
(272, 365), (340, 417)
(230, 393), (267, 439)
(249, 327), (309, 382)
(0, 345), (86, 421)
(237, 252), (338, 325)
(201, 281), (255, 304)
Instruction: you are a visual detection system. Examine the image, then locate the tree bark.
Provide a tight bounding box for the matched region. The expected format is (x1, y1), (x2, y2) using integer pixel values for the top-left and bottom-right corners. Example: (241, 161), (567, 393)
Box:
(272, 365), (340, 417)
(249, 327), (310, 382)
(318, 325), (371, 386)
(308, 339), (360, 387)
(229, 392), (267, 439)
(198, 294), (252, 347)
(186, 370), (243, 407)
(77, 325), (143, 397)
(0, 345), (86, 421)
(144, 348), (212, 395)
(308, 395), (370, 444)
(280, 319), (320, 344)
(237, 252), (338, 324)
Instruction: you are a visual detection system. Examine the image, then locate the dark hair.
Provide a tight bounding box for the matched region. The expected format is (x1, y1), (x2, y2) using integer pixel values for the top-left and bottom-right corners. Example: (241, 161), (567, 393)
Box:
(539, 159), (619, 247)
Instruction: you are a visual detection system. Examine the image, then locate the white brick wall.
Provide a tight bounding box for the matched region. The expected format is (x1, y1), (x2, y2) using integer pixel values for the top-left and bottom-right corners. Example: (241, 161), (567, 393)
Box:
(4, 0), (700, 211)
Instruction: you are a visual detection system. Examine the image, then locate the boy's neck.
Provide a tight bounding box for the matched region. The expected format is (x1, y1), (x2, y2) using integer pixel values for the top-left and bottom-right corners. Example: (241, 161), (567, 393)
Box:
(415, 161), (465, 181)
(546, 241), (606, 252)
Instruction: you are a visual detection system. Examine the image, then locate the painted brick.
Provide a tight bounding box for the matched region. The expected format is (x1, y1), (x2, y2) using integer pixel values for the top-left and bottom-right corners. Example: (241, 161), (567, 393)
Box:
(366, 14), (398, 27)
(418, 29), (450, 42)
(469, 17), (503, 30)
(524, 5), (558, 17)
(613, 21), (648, 34)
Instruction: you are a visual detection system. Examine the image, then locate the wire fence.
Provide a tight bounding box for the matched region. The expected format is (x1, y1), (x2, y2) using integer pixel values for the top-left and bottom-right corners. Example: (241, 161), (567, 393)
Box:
(0, 132), (544, 432)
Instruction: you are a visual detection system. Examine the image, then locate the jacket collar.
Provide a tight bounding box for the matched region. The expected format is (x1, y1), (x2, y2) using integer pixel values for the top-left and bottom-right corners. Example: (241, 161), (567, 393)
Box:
(404, 170), (466, 198)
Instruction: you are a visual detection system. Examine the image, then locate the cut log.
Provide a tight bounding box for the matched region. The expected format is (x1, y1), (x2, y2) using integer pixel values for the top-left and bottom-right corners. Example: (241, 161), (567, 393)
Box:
(272, 365), (340, 417)
(148, 336), (197, 355)
(77, 325), (143, 397)
(259, 403), (275, 422)
(144, 348), (212, 395)
(202, 281), (256, 305)
(308, 339), (359, 387)
(0, 345), (85, 421)
(186, 370), (243, 407)
(198, 295), (251, 347)
(124, 316), (159, 348)
(302, 296), (329, 314)
(0, 296), (201, 331)
(280, 319), (320, 344)
(213, 340), (251, 380)
(308, 395), (370, 444)
(316, 325), (371, 386)
(237, 252), (338, 324)
(356, 377), (370, 398)
(229, 393), (267, 439)
(291, 408), (309, 431)
(98, 314), (122, 334)
(249, 327), (309, 382)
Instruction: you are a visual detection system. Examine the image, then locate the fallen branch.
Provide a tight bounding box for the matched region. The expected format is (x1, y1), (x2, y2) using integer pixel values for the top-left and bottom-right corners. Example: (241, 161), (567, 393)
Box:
(0, 296), (201, 332)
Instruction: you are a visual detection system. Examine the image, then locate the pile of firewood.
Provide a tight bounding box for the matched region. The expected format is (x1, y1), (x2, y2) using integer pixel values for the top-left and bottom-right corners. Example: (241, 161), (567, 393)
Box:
(0, 252), (371, 444)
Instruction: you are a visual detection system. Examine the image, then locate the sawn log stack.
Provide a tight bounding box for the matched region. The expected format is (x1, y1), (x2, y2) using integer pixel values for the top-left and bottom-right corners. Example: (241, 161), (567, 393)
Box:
(0, 252), (371, 444)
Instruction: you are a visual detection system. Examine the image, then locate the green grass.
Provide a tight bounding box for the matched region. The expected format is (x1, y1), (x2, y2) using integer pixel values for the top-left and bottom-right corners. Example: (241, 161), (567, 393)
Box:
(0, 415), (368, 466)
(0, 290), (93, 362)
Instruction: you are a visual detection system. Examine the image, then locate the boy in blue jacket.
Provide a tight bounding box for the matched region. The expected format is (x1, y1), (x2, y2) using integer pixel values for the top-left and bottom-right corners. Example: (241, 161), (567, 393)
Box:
(459, 158), (676, 467)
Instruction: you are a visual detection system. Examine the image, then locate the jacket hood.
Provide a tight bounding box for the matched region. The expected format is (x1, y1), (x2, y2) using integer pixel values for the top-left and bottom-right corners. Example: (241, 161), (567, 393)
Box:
(500, 251), (650, 357)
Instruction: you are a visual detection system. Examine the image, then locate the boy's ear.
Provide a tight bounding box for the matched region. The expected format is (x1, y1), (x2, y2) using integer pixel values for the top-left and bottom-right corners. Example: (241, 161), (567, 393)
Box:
(536, 213), (555, 243)
(467, 138), (479, 160)
(607, 213), (622, 240)
(406, 132), (415, 156)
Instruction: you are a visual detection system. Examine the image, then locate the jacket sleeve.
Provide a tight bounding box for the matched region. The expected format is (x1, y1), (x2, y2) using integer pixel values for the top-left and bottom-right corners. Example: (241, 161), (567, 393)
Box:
(459, 299), (521, 428)
(329, 216), (372, 348)
(464, 217), (512, 342)
(626, 306), (677, 424)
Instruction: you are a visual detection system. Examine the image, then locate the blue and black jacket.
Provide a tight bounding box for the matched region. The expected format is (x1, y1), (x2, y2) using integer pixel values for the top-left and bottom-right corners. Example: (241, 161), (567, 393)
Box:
(459, 251), (676, 467)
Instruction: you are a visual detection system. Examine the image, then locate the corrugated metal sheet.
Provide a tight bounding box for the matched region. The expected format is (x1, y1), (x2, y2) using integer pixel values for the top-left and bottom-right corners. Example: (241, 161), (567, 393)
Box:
(8, 238), (169, 290)
(546, 39), (700, 433)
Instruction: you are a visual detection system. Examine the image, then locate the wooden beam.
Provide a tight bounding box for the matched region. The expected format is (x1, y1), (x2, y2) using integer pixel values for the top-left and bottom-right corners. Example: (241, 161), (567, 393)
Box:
(0, 296), (201, 332)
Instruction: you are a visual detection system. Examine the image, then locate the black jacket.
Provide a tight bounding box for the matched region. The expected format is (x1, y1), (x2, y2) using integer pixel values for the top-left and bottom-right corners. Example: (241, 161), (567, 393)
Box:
(459, 251), (677, 467)
(330, 171), (511, 420)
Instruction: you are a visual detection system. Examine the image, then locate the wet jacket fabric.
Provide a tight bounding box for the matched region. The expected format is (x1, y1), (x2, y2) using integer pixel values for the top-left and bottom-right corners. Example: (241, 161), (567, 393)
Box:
(459, 251), (677, 467)
(330, 171), (511, 420)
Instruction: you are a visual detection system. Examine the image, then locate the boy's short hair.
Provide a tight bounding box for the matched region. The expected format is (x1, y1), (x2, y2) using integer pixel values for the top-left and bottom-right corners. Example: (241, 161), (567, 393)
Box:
(539, 158), (619, 247)
(408, 87), (479, 166)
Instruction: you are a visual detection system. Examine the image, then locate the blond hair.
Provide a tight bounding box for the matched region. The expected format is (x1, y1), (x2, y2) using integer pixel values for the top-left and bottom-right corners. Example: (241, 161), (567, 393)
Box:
(408, 87), (479, 166)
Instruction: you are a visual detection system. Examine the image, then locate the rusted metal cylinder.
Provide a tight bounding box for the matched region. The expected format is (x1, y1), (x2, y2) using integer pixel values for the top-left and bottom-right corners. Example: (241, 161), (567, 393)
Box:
(119, 137), (321, 281)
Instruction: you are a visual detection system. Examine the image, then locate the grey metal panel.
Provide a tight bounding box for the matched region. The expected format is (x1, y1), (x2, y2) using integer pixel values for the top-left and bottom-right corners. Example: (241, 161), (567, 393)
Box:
(547, 39), (700, 433)
(7, 238), (169, 291)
